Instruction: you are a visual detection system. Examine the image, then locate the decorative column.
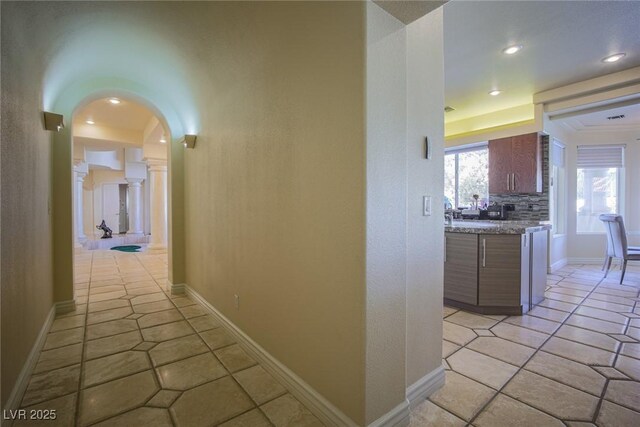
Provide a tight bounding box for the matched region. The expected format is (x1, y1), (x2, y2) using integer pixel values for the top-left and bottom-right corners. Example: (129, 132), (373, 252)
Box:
(147, 160), (168, 251)
(75, 169), (87, 244)
(126, 178), (144, 235)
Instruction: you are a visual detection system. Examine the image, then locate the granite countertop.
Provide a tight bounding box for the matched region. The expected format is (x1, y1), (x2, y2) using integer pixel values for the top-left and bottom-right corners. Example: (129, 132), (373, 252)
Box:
(445, 220), (552, 234)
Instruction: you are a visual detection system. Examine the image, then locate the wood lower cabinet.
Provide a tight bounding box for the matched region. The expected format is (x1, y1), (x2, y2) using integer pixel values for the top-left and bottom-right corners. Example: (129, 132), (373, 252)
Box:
(444, 230), (548, 315)
(444, 233), (478, 305)
(478, 235), (522, 307)
(488, 133), (542, 194)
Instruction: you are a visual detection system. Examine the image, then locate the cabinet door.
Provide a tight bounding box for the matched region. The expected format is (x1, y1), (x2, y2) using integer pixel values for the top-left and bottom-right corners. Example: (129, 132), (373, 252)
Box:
(530, 230), (548, 306)
(512, 133), (541, 193)
(444, 233), (478, 305)
(488, 138), (513, 194)
(479, 235), (522, 306)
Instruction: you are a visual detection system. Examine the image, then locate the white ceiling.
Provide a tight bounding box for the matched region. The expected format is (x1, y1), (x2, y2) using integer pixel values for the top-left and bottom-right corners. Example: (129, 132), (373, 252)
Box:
(443, 0), (640, 123)
(74, 98), (154, 131)
(556, 102), (640, 132)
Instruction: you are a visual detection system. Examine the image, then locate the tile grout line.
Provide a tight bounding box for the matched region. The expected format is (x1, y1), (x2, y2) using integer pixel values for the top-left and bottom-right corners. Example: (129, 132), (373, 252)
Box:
(459, 267), (612, 425)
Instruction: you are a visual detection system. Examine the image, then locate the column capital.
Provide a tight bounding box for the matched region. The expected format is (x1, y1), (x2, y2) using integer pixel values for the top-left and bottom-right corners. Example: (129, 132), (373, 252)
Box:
(126, 177), (144, 186)
(76, 171), (87, 181)
(147, 159), (168, 173)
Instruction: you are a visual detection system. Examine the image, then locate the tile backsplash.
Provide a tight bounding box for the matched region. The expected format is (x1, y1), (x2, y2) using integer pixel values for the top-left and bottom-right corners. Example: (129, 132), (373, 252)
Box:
(490, 135), (550, 221)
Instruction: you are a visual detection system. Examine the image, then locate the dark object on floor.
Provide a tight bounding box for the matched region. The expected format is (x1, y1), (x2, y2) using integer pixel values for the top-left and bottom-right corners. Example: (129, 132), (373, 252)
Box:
(96, 220), (113, 239)
(110, 245), (142, 253)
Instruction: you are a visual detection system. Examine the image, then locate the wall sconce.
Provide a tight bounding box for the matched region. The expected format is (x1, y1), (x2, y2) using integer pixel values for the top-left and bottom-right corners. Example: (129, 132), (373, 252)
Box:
(180, 134), (197, 149)
(43, 112), (64, 132)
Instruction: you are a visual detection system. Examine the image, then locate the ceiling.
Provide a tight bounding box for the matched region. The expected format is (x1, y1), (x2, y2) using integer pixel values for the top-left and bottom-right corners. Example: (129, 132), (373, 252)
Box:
(556, 102), (640, 132)
(73, 98), (154, 131)
(443, 0), (640, 123)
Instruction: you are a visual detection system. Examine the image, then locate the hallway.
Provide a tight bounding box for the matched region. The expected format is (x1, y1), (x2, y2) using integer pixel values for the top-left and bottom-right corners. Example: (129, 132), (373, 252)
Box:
(17, 249), (322, 426)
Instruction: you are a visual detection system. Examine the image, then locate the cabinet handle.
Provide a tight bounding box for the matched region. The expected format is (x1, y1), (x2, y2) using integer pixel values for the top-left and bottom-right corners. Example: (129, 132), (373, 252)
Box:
(482, 238), (486, 267)
(507, 174), (510, 191)
(511, 173), (516, 191)
(524, 234), (528, 248)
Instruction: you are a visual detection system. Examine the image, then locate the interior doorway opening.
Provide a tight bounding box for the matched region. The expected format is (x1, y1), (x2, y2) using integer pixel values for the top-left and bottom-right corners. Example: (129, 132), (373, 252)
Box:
(71, 97), (170, 253)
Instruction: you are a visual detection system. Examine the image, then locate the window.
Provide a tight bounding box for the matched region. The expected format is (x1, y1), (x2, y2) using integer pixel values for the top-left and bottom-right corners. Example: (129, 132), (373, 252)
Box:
(550, 140), (566, 234)
(444, 145), (488, 209)
(576, 145), (625, 233)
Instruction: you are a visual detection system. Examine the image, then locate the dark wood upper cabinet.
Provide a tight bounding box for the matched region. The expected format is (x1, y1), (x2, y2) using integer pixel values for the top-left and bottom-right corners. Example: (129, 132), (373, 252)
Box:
(488, 133), (541, 194)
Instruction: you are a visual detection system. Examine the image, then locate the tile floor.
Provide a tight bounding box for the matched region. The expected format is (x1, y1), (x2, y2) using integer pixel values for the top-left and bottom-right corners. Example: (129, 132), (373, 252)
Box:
(17, 250), (640, 426)
(411, 263), (640, 427)
(17, 248), (322, 427)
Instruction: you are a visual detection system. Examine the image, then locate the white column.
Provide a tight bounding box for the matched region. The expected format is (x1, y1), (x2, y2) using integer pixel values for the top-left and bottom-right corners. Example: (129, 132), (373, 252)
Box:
(147, 160), (168, 250)
(126, 178), (144, 235)
(75, 170), (87, 244)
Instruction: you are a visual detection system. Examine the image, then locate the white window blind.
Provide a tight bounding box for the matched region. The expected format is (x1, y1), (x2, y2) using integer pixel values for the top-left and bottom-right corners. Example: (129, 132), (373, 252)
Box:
(577, 145), (625, 169)
(552, 140), (565, 167)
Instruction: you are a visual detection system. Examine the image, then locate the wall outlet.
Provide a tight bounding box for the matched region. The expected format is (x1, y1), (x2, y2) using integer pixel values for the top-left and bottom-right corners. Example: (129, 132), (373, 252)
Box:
(234, 294), (239, 310)
(423, 196), (431, 216)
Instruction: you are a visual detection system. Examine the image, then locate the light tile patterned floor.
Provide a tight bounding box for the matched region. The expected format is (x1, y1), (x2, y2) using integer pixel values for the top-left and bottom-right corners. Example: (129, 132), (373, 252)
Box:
(18, 250), (640, 426)
(17, 248), (322, 427)
(411, 263), (640, 427)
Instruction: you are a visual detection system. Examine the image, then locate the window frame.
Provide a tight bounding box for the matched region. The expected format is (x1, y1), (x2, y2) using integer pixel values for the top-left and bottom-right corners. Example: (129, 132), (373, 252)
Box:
(444, 142), (488, 210)
(550, 139), (566, 236)
(575, 144), (626, 235)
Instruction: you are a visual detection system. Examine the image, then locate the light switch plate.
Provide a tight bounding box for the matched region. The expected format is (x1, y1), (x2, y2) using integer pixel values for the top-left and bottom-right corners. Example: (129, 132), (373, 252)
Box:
(423, 196), (431, 216)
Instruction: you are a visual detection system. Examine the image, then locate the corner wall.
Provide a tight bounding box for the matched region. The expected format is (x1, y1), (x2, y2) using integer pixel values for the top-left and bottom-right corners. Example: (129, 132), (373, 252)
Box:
(405, 8), (445, 391)
(365, 3), (407, 422)
(1, 2), (55, 405)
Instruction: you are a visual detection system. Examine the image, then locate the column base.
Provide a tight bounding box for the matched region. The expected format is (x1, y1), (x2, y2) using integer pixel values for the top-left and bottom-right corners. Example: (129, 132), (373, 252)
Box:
(147, 243), (167, 253)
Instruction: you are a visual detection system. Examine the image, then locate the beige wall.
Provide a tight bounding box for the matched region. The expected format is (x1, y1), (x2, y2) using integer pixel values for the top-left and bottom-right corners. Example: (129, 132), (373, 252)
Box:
(182, 3), (367, 422)
(1, 2), (55, 406)
(405, 7), (445, 389)
(365, 3), (408, 422)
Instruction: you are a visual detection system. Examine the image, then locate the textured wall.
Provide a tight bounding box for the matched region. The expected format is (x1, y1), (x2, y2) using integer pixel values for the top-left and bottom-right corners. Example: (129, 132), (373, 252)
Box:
(405, 8), (445, 389)
(180, 3), (367, 423)
(1, 2), (55, 406)
(365, 3), (407, 422)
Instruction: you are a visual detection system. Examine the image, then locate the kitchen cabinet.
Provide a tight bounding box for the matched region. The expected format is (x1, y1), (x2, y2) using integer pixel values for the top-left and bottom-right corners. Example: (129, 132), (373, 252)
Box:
(488, 133), (542, 194)
(444, 228), (548, 315)
(444, 233), (478, 305)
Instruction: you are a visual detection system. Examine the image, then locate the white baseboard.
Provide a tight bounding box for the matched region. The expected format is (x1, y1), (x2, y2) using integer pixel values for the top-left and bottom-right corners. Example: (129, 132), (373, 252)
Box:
(3, 306), (56, 416)
(184, 284), (359, 427)
(167, 282), (185, 295)
(406, 366), (445, 409)
(549, 258), (568, 272)
(568, 257), (609, 265)
(55, 299), (76, 315)
(368, 400), (410, 427)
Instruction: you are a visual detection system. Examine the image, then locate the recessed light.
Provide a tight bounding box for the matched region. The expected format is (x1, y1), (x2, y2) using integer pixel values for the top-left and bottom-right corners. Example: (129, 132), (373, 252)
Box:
(160, 138), (167, 144)
(85, 119), (95, 125)
(502, 45), (523, 55)
(602, 53), (626, 63)
(108, 98), (121, 105)
(488, 90), (501, 96)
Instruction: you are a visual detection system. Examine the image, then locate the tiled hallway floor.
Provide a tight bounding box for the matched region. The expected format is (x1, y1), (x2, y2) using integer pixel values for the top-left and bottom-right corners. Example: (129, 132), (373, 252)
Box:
(17, 249), (322, 427)
(17, 251), (640, 426)
(411, 263), (640, 426)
